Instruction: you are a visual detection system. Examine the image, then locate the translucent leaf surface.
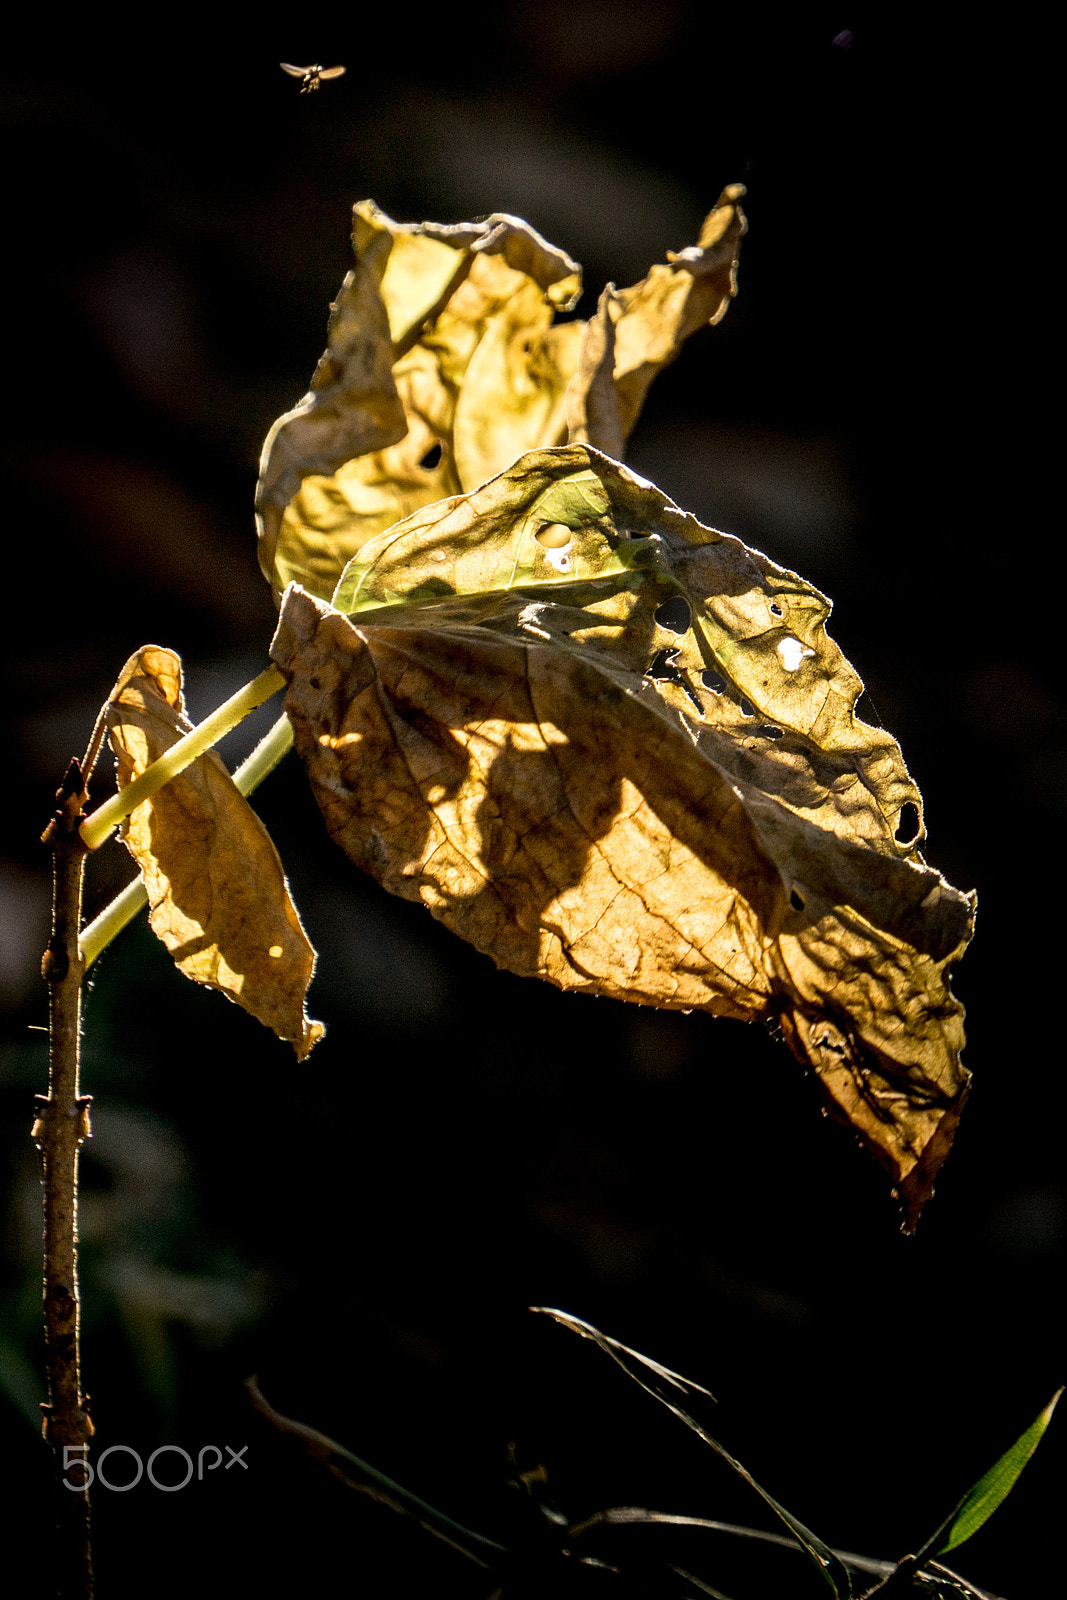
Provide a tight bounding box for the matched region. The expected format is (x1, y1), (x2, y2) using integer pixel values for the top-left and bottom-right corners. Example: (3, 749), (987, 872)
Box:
(271, 445), (973, 1224)
(105, 648), (323, 1058)
(257, 190), (745, 604)
(918, 1389), (1062, 1561)
(256, 218), (409, 603)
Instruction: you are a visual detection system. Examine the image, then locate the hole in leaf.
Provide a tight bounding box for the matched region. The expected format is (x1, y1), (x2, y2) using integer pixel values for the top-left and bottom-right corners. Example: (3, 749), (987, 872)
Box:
(769, 601), (784, 617)
(700, 670), (725, 693)
(535, 523), (574, 573)
(654, 595), (692, 635)
(418, 442), (443, 470)
(790, 889), (805, 911)
(648, 649), (703, 714)
(648, 647), (684, 683)
(758, 724), (784, 739)
(894, 801), (921, 845)
(740, 698), (756, 718)
(535, 523), (573, 549)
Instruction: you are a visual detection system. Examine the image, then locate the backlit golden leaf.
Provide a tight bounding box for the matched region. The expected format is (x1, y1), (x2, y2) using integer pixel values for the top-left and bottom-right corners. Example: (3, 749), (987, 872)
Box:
(257, 190), (745, 604)
(608, 184), (747, 441)
(272, 446), (973, 1225)
(105, 647), (324, 1059)
(256, 219), (408, 604)
(565, 284), (626, 459)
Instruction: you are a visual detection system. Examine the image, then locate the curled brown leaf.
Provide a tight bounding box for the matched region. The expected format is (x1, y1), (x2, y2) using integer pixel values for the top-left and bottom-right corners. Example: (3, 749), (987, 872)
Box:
(105, 647), (323, 1059)
(271, 446), (973, 1225)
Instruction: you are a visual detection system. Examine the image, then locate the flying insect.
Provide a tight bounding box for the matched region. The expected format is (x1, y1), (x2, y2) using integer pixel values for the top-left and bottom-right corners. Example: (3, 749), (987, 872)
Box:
(280, 63), (346, 93)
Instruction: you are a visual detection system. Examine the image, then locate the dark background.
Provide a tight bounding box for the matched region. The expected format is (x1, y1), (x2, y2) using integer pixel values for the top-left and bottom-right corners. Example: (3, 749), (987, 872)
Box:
(1, 11), (1059, 1598)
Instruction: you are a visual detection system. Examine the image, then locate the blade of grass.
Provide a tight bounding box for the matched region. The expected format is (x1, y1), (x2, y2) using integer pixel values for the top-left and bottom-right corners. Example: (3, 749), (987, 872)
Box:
(667, 1565), (738, 1600)
(533, 1308), (853, 1598)
(915, 1388), (1062, 1563)
(569, 1508), (1004, 1598)
(245, 1377), (507, 1571)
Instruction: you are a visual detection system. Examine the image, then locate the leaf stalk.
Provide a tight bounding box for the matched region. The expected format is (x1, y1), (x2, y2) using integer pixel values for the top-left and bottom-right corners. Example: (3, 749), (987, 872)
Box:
(79, 664), (285, 851)
(78, 706), (294, 970)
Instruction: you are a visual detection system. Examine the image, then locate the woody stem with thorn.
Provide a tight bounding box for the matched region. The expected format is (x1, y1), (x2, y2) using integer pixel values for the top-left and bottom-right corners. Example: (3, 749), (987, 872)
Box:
(36, 754), (96, 1599)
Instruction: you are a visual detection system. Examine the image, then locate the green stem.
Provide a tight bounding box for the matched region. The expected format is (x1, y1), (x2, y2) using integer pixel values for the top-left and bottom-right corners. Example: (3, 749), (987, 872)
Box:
(79, 878), (148, 973)
(79, 664), (285, 852)
(79, 711), (294, 970)
(231, 707), (295, 796)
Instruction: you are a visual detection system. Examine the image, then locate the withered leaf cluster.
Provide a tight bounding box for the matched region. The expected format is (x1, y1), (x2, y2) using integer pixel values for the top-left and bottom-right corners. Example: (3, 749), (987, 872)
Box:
(105, 648), (323, 1060)
(256, 190), (746, 604)
(106, 190), (973, 1224)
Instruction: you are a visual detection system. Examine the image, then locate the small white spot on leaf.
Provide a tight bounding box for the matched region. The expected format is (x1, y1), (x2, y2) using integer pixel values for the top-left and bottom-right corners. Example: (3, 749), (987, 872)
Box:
(777, 636), (815, 672)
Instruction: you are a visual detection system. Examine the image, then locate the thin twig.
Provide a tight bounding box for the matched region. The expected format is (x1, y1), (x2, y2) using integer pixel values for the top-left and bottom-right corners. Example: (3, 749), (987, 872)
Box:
(37, 759), (94, 1598)
(78, 703), (110, 791)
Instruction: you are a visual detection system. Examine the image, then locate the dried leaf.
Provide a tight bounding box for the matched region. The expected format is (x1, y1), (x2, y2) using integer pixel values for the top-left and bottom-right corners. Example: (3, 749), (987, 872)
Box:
(257, 190), (745, 604)
(565, 284), (626, 459)
(105, 647), (324, 1059)
(271, 446), (973, 1224)
(607, 187), (746, 441)
(256, 220), (409, 602)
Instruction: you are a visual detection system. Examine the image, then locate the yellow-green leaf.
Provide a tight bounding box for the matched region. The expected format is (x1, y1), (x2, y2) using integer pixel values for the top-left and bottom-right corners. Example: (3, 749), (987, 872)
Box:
(918, 1389), (1063, 1562)
(271, 445), (973, 1225)
(105, 647), (324, 1059)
